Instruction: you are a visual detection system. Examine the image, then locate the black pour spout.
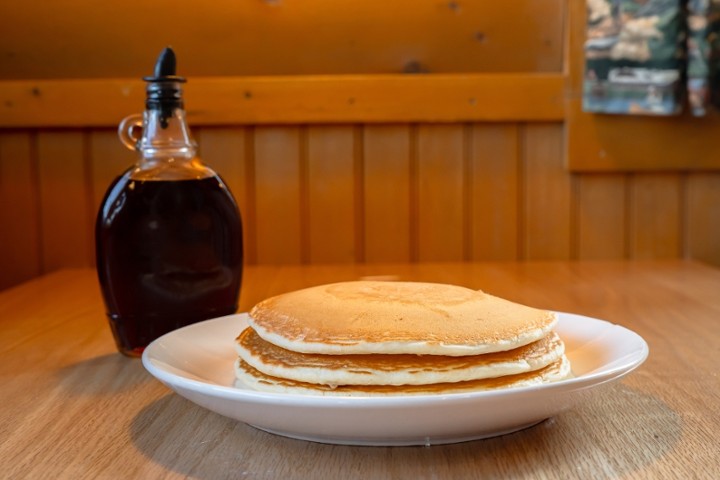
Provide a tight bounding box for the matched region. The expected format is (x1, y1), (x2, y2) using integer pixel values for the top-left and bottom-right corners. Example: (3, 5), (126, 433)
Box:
(143, 47), (186, 128)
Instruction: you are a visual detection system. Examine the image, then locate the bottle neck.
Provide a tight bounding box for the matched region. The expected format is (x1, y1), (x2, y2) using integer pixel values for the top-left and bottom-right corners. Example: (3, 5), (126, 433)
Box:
(138, 107), (196, 161)
(129, 106), (215, 181)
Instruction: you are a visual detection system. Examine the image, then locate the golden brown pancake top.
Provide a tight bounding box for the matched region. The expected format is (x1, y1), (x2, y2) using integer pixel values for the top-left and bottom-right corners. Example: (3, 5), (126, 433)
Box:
(248, 281), (557, 354)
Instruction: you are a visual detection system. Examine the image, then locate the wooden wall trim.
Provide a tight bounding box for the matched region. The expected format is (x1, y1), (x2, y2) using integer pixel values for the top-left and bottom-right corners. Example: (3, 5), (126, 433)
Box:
(3, 123), (720, 292)
(0, 74), (565, 128)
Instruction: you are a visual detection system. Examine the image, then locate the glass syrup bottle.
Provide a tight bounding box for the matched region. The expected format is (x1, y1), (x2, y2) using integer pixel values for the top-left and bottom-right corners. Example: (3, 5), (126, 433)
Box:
(96, 48), (243, 356)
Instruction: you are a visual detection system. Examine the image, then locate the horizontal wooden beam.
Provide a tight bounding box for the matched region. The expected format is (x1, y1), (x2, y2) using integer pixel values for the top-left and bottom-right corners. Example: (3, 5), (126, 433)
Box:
(0, 74), (565, 128)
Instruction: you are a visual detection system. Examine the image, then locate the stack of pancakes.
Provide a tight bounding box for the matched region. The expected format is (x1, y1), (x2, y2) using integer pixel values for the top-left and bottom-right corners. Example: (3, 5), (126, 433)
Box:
(234, 281), (570, 396)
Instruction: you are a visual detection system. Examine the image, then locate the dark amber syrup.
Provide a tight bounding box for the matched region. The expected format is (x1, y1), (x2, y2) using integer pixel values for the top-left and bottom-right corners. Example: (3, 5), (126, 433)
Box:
(96, 175), (242, 356)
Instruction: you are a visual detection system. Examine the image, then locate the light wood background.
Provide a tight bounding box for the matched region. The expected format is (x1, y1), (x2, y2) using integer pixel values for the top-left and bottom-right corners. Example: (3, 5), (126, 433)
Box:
(1, 0), (719, 290)
(0, 1), (564, 78)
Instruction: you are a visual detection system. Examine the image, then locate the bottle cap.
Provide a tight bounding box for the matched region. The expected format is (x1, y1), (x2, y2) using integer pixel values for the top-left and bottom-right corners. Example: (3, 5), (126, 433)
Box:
(143, 47), (185, 126)
(143, 47), (186, 84)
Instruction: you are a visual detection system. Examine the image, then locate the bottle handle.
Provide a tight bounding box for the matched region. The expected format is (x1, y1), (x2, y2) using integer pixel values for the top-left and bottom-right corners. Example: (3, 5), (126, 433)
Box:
(118, 114), (144, 151)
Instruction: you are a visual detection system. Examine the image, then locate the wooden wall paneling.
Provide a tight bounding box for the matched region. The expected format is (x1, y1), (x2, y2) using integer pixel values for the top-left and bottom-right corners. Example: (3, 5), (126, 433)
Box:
(468, 124), (519, 260)
(0, 1), (565, 80)
(36, 131), (93, 272)
(0, 74), (566, 128)
(306, 125), (356, 263)
(0, 132), (41, 289)
(568, 112), (720, 172)
(196, 128), (248, 210)
(522, 123), (572, 260)
(362, 125), (412, 263)
(575, 174), (627, 260)
(416, 124), (465, 261)
(630, 174), (683, 259)
(253, 127), (303, 264)
(196, 127), (255, 264)
(685, 173), (720, 266)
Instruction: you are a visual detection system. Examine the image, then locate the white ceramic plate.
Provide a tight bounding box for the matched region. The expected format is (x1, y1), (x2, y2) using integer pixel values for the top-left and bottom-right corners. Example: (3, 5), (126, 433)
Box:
(142, 312), (648, 446)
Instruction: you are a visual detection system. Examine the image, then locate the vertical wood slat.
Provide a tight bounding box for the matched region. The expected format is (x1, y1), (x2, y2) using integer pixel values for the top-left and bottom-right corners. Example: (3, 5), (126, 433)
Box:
(685, 173), (720, 266)
(363, 125), (411, 263)
(576, 174), (627, 260)
(469, 124), (519, 261)
(196, 127), (255, 264)
(197, 127), (248, 215)
(0, 132), (41, 289)
(306, 125), (356, 264)
(416, 124), (465, 261)
(522, 123), (571, 260)
(6, 121), (720, 292)
(253, 126), (302, 264)
(36, 131), (93, 272)
(630, 173), (683, 259)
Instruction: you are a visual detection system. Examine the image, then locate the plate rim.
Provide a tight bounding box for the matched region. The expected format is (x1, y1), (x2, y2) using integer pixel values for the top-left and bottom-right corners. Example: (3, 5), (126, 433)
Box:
(142, 311), (649, 406)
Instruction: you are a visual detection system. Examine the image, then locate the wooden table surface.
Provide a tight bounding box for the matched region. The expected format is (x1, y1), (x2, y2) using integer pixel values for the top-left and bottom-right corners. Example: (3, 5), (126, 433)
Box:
(1, 260), (718, 479)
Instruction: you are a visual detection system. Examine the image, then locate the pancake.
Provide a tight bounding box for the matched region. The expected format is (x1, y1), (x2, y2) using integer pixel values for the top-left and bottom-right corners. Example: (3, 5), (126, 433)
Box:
(235, 327), (565, 386)
(234, 355), (572, 396)
(247, 281), (557, 356)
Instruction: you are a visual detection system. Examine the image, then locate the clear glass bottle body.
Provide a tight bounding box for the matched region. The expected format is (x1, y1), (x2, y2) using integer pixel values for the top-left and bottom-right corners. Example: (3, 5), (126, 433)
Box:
(96, 105), (243, 356)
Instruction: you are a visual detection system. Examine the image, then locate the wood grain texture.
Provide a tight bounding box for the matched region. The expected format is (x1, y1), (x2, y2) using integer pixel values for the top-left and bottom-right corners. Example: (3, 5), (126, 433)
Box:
(195, 127), (248, 212)
(1, 262), (718, 478)
(195, 127), (254, 263)
(522, 123), (572, 260)
(630, 174), (683, 259)
(0, 131), (40, 289)
(36, 130), (93, 271)
(576, 174), (627, 260)
(0, 1), (564, 79)
(0, 1), (565, 128)
(2, 122), (720, 292)
(253, 127), (303, 264)
(363, 125), (411, 263)
(0, 74), (566, 128)
(306, 125), (356, 263)
(685, 173), (720, 266)
(469, 124), (519, 260)
(416, 124), (465, 261)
